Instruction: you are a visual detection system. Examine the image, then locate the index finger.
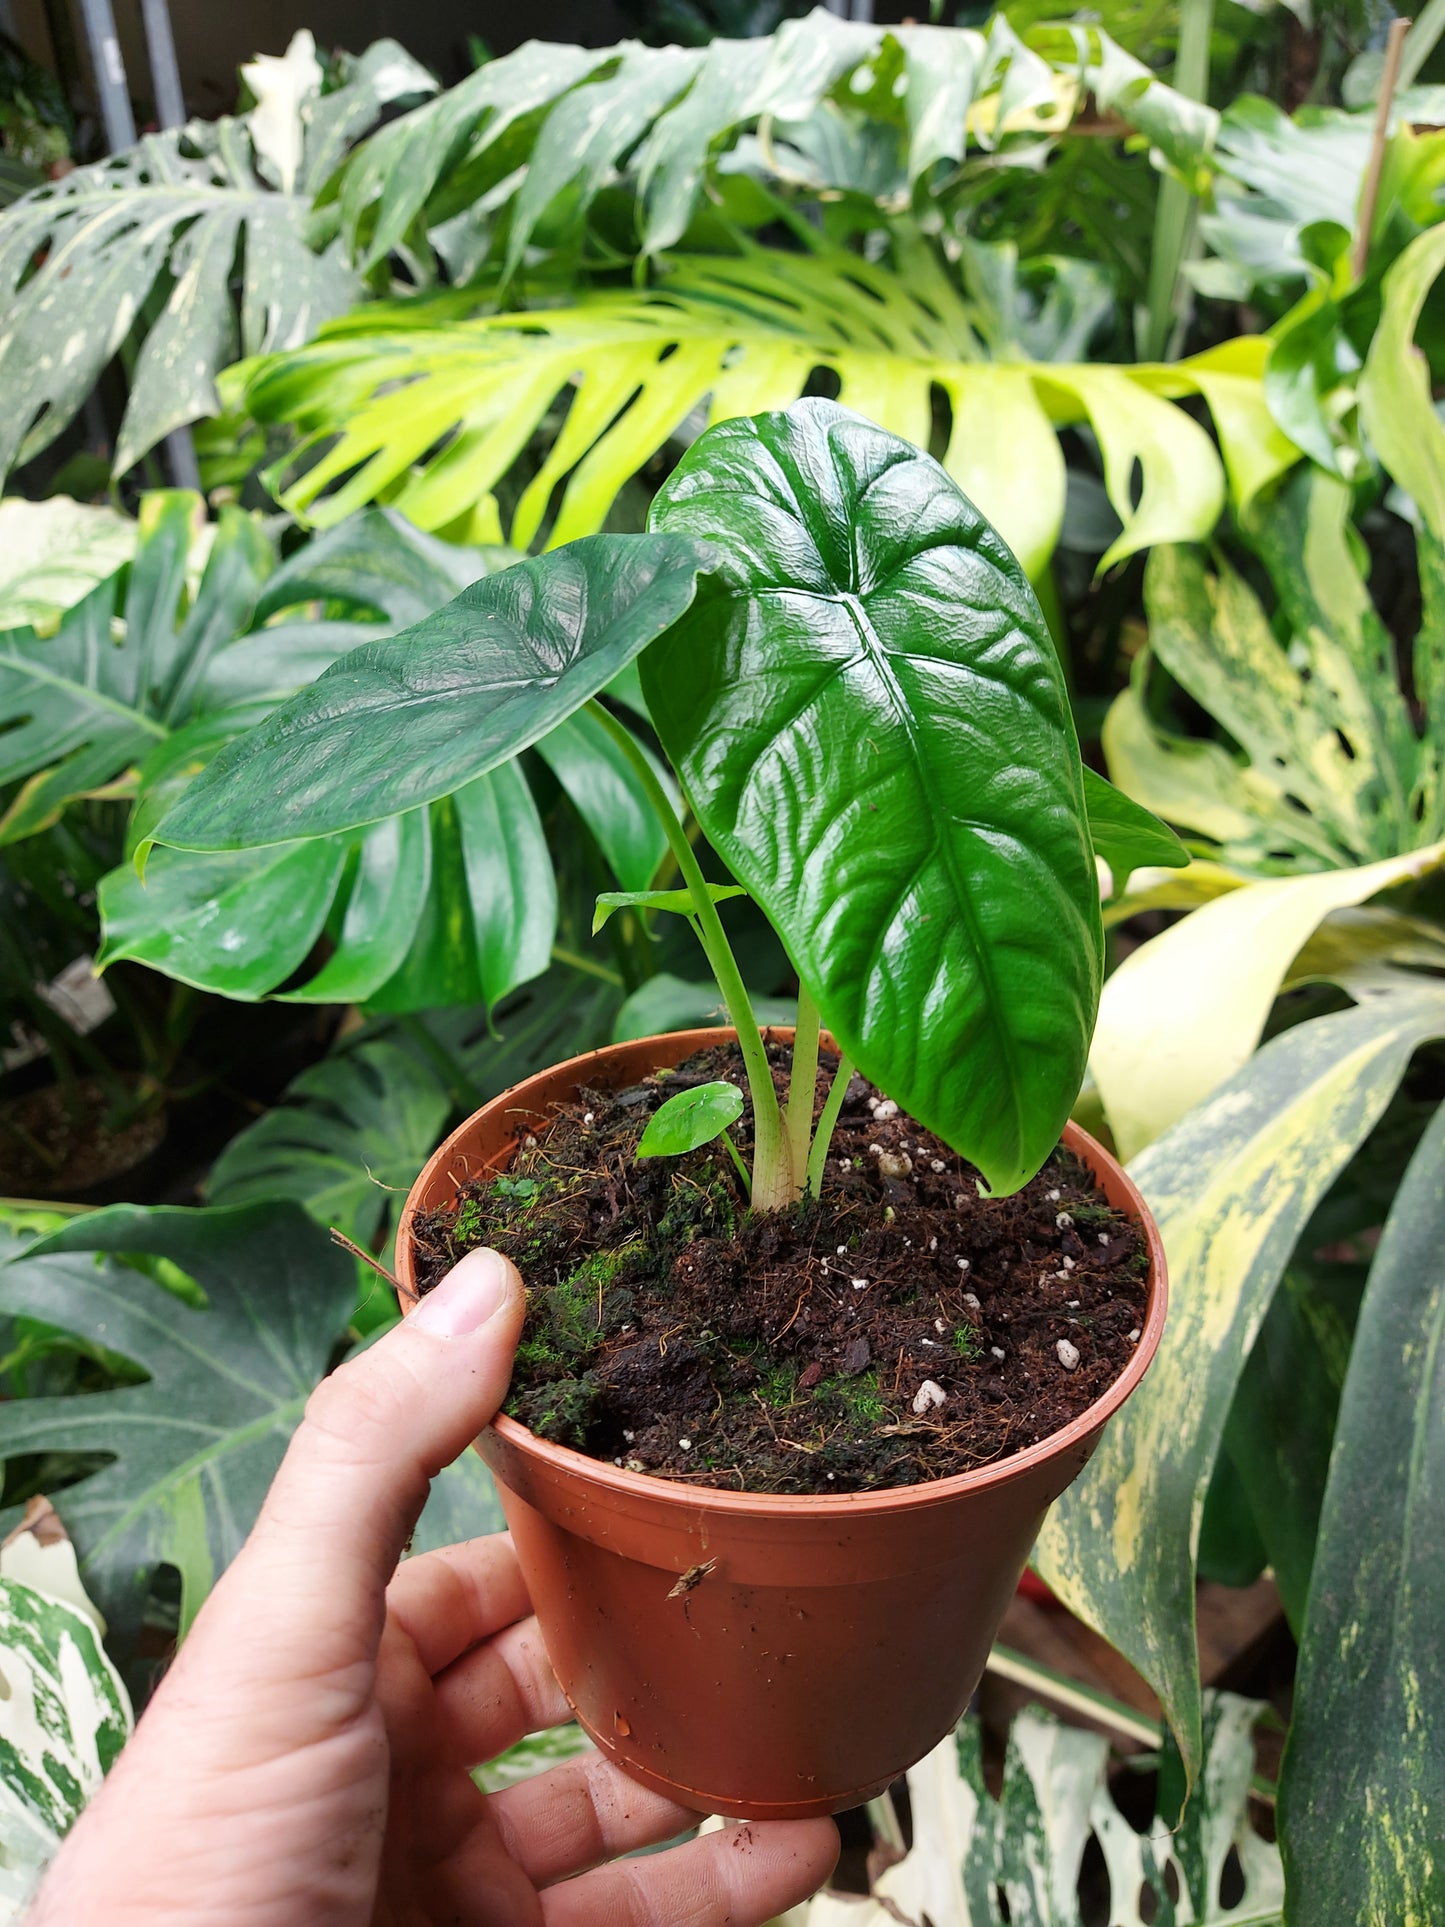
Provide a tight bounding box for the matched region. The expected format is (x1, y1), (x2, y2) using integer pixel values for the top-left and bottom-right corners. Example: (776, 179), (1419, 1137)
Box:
(387, 1530), (531, 1675)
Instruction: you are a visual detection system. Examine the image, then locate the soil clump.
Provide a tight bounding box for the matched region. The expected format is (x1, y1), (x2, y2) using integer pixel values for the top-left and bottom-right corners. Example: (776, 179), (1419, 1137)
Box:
(411, 1041), (1147, 1494)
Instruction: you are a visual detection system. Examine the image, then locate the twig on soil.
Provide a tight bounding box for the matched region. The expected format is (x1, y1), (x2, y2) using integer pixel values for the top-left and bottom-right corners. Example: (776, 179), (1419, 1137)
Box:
(330, 1227), (414, 1303)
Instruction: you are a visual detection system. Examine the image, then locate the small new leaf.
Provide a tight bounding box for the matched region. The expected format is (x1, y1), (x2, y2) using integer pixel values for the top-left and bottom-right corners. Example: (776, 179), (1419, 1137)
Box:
(637, 1081), (744, 1158)
(592, 883), (747, 935)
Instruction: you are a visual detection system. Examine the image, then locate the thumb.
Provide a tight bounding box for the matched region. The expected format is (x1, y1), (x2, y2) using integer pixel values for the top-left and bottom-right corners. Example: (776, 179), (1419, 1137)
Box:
(198, 1247), (526, 1663)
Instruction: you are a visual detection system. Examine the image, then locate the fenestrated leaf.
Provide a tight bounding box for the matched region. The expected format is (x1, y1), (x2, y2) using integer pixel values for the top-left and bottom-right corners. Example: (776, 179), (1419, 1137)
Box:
(0, 495), (268, 845)
(592, 883), (746, 936)
(864, 1695), (1281, 1927)
(207, 1033), (451, 1250)
(611, 973), (793, 1043)
(533, 707), (675, 895)
(1279, 1098), (1445, 1925)
(637, 1080), (744, 1157)
(1080, 766), (1187, 890)
(0, 1573), (132, 1914)
(1037, 982), (1445, 1787)
(149, 535), (714, 854)
(243, 246), (1291, 582)
(645, 399), (1098, 1195)
(0, 1203), (356, 1650)
(0, 38), (432, 482)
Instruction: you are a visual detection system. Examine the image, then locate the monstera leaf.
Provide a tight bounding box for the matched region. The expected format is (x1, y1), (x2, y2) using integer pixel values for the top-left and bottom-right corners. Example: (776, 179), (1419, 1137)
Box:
(645, 401), (1100, 1193)
(0, 1205), (356, 1651)
(817, 1696), (1281, 1926)
(0, 493), (265, 845)
(0, 35), (434, 485)
(242, 245), (1294, 582)
(0, 1206), (506, 1666)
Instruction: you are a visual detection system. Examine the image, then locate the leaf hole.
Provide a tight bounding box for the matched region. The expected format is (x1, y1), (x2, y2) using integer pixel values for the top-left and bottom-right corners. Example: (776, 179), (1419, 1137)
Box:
(1218, 1843), (1247, 1910)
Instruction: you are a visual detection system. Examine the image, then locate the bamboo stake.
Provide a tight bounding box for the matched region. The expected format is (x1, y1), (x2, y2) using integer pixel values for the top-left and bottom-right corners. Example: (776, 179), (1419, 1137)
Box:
(1353, 17), (1412, 282)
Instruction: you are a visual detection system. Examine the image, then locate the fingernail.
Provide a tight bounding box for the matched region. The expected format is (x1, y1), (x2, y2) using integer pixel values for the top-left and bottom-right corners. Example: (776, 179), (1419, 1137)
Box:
(409, 1248), (511, 1337)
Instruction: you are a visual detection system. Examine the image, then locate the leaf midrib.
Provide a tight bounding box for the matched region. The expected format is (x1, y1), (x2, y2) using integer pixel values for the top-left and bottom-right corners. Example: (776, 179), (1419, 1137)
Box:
(0, 648), (168, 739)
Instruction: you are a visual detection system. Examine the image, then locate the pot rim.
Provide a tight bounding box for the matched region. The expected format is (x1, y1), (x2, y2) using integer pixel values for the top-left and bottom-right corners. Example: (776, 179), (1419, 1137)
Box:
(398, 1026), (1167, 1519)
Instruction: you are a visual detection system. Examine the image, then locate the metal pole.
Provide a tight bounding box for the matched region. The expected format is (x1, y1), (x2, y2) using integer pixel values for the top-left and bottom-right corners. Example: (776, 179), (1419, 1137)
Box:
(135, 0), (201, 489)
(74, 0), (136, 151)
(73, 0), (202, 492)
(136, 0), (185, 132)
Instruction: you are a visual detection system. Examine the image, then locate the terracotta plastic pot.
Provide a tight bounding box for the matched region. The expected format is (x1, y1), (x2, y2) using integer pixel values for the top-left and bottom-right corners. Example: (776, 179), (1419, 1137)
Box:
(396, 1028), (1166, 1820)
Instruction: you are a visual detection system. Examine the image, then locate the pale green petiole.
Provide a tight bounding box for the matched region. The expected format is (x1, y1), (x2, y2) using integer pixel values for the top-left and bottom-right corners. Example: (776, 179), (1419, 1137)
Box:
(586, 701), (865, 1213)
(586, 700), (794, 1209)
(805, 1048), (855, 1199)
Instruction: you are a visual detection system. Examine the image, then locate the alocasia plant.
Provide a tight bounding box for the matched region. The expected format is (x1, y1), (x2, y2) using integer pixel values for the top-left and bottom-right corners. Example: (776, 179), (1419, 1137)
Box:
(147, 402), (1183, 1201)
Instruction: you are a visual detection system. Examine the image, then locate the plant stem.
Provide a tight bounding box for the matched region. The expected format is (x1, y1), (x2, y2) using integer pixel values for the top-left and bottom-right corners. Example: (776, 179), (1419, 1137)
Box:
(584, 701), (792, 1207)
(784, 981), (822, 1191)
(719, 1127), (752, 1199)
(805, 1050), (855, 1198)
(1140, 0), (1215, 362)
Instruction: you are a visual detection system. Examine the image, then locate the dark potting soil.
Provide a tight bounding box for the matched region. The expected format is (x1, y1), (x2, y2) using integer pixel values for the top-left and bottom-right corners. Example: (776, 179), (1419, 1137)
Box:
(411, 1042), (1149, 1495)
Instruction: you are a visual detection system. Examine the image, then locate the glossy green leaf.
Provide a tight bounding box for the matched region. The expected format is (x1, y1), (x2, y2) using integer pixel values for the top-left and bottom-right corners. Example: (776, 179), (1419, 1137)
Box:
(637, 1079), (744, 1158)
(1037, 982), (1445, 1786)
(1080, 766), (1187, 889)
(1279, 1098), (1445, 1926)
(149, 536), (713, 854)
(645, 400), (1099, 1195)
(592, 883), (747, 936)
(98, 836), (349, 998)
(0, 1204), (356, 1649)
(533, 707), (675, 895)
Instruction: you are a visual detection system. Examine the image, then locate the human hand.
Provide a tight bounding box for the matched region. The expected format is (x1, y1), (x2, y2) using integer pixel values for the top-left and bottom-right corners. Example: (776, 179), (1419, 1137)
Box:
(31, 1248), (839, 1925)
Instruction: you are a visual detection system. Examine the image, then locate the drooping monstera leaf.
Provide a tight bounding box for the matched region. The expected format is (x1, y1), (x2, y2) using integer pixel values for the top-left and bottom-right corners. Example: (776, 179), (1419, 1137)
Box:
(0, 1205), (505, 1670)
(645, 400), (1101, 1193)
(0, 34), (435, 485)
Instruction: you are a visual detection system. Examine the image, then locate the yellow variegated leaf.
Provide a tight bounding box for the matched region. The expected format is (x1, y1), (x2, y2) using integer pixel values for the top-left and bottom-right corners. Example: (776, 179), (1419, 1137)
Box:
(1039, 984), (1445, 1786)
(1100, 857), (1243, 930)
(240, 250), (1298, 578)
(1091, 838), (1445, 1161)
(1102, 675), (1317, 861)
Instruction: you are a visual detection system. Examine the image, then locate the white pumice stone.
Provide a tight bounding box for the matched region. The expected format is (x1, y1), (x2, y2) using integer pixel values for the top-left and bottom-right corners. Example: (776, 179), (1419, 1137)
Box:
(852, 1278), (868, 1290)
(1056, 1339), (1081, 1371)
(1098, 1233), (1111, 1246)
(873, 1099), (899, 1120)
(957, 1257), (970, 1271)
(1056, 1211), (1074, 1229)
(912, 1379), (947, 1414)
(934, 1318), (948, 1334)
(1046, 1188), (1061, 1201)
(963, 1292), (981, 1309)
(1128, 1327), (1142, 1343)
(931, 1159), (946, 1173)
(990, 1346), (1006, 1361)
(679, 1438), (692, 1450)
(877, 1151), (913, 1180)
